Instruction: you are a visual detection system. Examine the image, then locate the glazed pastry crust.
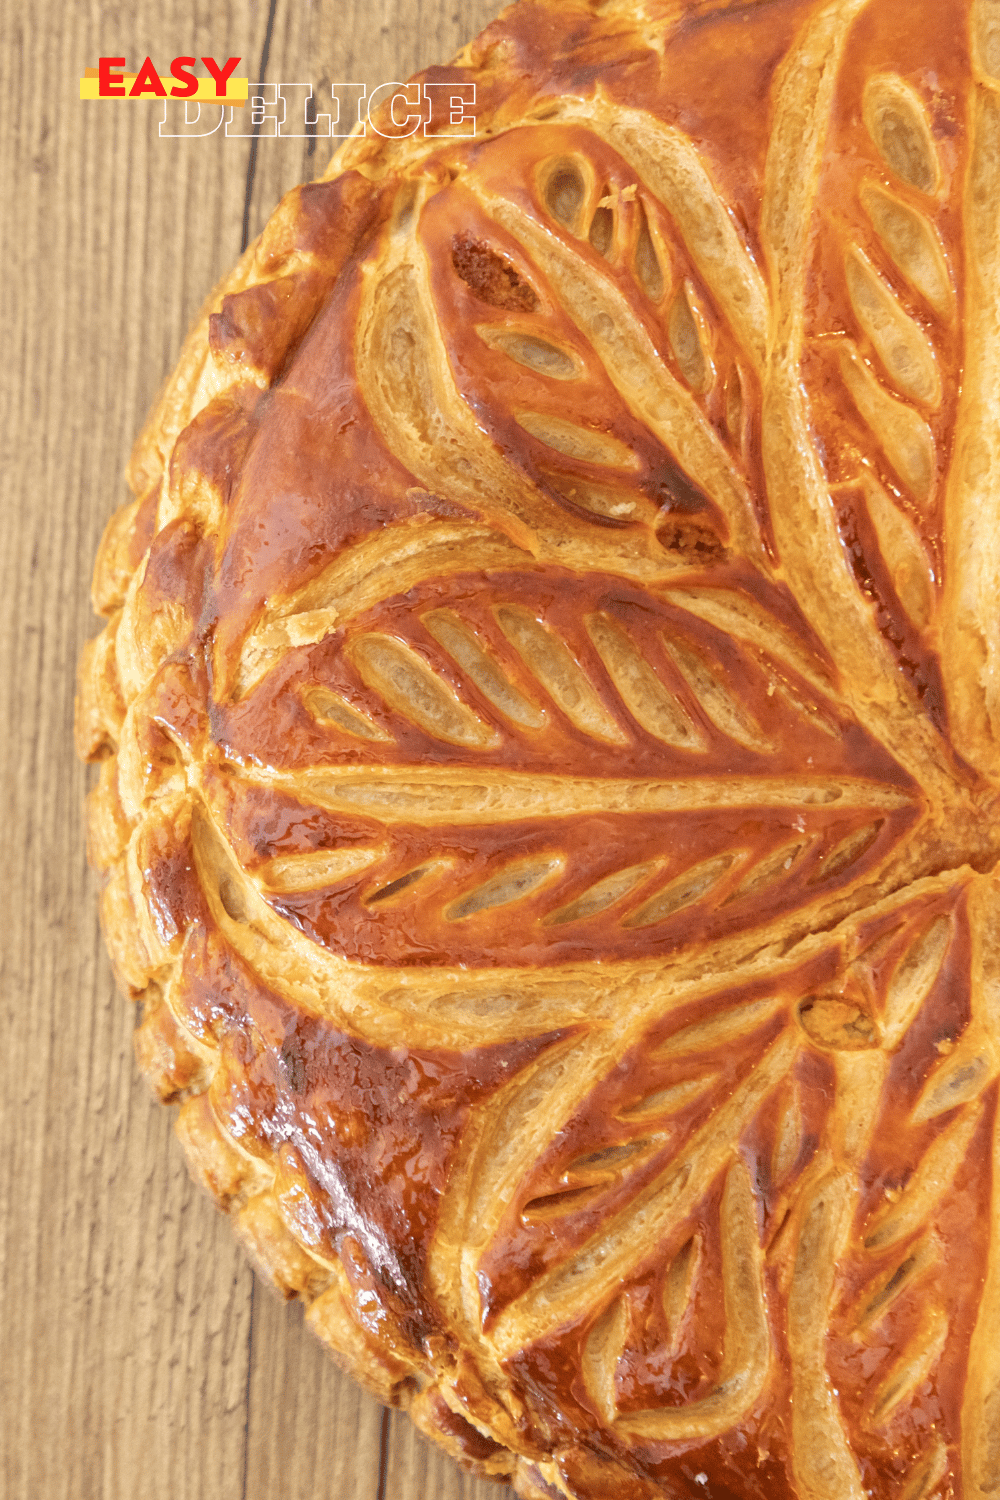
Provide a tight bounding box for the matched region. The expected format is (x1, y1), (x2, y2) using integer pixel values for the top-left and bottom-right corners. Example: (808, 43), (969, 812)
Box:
(78, 1), (1000, 1497)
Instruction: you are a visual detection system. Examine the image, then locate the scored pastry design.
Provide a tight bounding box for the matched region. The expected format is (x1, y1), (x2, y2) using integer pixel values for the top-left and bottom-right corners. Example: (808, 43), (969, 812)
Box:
(76, 0), (1000, 1496)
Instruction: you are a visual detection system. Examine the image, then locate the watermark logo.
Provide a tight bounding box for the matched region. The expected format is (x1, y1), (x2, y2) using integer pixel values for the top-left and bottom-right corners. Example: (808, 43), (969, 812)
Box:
(80, 60), (475, 138)
(80, 57), (249, 104)
(195, 81), (476, 139)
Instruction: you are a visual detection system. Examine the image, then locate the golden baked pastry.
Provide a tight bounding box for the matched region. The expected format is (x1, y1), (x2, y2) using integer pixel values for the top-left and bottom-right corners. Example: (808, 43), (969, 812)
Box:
(76, 0), (1000, 1495)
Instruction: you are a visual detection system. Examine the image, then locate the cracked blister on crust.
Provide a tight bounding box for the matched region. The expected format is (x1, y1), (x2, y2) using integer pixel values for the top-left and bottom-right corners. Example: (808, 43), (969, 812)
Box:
(76, 1), (1000, 1498)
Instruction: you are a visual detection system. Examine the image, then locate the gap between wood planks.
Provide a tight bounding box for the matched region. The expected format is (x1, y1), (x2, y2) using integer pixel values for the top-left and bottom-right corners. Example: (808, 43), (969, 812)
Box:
(240, 1278), (257, 1500)
(377, 1408), (391, 1500)
(241, 0), (280, 252)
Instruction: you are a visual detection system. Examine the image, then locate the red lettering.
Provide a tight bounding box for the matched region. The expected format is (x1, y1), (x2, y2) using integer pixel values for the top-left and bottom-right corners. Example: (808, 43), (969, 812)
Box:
(98, 56), (126, 97)
(129, 56), (166, 97)
(201, 56), (240, 98)
(169, 56), (198, 98)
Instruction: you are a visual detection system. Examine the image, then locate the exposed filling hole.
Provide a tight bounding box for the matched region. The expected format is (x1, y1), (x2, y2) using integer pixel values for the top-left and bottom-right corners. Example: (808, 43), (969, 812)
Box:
(543, 470), (655, 526)
(217, 872), (249, 924)
(669, 282), (712, 393)
(303, 686), (393, 743)
(589, 202), (614, 258)
(546, 862), (659, 926)
(366, 866), (431, 905)
(725, 365), (744, 443)
(863, 76), (939, 194)
(623, 853), (735, 929)
(567, 1139), (652, 1175)
(478, 327), (579, 379)
(662, 1235), (701, 1336)
(844, 248), (940, 407)
(662, 636), (771, 752)
(515, 411), (638, 468)
(542, 158), (587, 232)
(392, 181), (420, 236)
(446, 855), (563, 920)
(522, 1186), (602, 1223)
(860, 180), (952, 319)
(422, 609), (545, 729)
(861, 1252), (920, 1322)
(920, 1055), (990, 1115)
(878, 110), (933, 189)
(350, 633), (497, 749)
(809, 820), (883, 883)
(655, 514), (726, 561)
(259, 847), (383, 893)
(724, 839), (809, 903)
(797, 995), (879, 1051)
(634, 213), (664, 301)
(586, 612), (705, 751)
(452, 235), (538, 311)
(494, 603), (628, 744)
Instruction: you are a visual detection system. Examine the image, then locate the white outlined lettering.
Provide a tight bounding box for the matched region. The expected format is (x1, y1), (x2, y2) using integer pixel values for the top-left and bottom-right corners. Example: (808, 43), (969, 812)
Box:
(331, 83), (367, 138)
(225, 83), (280, 136)
(423, 82), (476, 137)
(277, 84), (332, 138)
(153, 80), (478, 140)
(367, 81), (422, 138)
(159, 100), (225, 136)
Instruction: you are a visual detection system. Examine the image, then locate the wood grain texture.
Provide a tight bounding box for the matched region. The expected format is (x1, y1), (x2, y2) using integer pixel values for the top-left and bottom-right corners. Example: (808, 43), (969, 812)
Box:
(244, 1290), (383, 1500)
(0, 0), (512, 1494)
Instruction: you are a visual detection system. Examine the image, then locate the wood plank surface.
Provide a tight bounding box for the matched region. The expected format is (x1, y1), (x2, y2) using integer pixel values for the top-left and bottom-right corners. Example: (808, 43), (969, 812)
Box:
(0, 0), (514, 1495)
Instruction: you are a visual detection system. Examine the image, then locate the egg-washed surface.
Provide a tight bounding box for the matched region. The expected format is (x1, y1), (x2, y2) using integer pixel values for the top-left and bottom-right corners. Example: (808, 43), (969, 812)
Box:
(76, 0), (1000, 1497)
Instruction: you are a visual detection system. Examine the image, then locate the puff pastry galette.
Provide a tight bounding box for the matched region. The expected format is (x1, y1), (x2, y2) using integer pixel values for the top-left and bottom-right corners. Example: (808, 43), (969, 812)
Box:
(76, 0), (1000, 1495)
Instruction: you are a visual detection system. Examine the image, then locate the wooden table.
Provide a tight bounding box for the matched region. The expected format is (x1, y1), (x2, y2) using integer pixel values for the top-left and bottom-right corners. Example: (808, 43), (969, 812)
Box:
(1, 2), (513, 1494)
